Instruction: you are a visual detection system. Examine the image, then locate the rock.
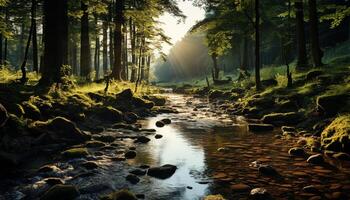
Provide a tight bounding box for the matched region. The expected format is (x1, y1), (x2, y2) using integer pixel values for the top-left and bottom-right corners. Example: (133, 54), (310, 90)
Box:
(31, 117), (90, 144)
(281, 126), (296, 132)
(204, 195), (225, 200)
(143, 95), (166, 106)
(288, 147), (305, 157)
(116, 89), (133, 100)
(134, 136), (151, 144)
(306, 70), (324, 81)
(62, 148), (89, 159)
(147, 164), (177, 179)
(81, 161), (99, 169)
(261, 79), (278, 87)
(187, 186), (193, 190)
(230, 183), (251, 191)
(38, 165), (60, 173)
(156, 121), (165, 127)
(40, 184), (79, 200)
(161, 118), (171, 124)
(85, 140), (106, 148)
(302, 185), (320, 194)
(132, 97), (155, 109)
(316, 94), (349, 116)
(95, 106), (123, 122)
(333, 152), (350, 161)
(0, 103), (9, 127)
(124, 112), (138, 124)
(101, 189), (137, 200)
(124, 151), (137, 159)
(208, 90), (226, 100)
(248, 124), (274, 132)
(126, 174), (140, 184)
(22, 101), (41, 120)
(258, 165), (278, 176)
(130, 169), (146, 176)
(307, 154), (324, 165)
(94, 135), (116, 143)
(155, 134), (163, 139)
(249, 188), (272, 200)
(321, 115), (350, 153)
(262, 112), (302, 125)
(44, 178), (64, 186)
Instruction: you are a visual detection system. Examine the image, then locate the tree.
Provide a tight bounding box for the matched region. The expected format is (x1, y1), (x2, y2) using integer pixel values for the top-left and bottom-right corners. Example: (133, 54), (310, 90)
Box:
(255, 0), (261, 90)
(39, 0), (68, 85)
(31, 0), (38, 73)
(111, 0), (123, 80)
(309, 0), (323, 67)
(295, 0), (308, 70)
(80, 1), (92, 79)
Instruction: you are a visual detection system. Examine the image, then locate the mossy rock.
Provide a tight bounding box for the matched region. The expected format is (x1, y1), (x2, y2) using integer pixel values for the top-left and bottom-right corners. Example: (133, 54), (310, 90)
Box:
(62, 148), (89, 158)
(22, 101), (41, 120)
(321, 115), (350, 153)
(204, 194), (226, 200)
(40, 184), (79, 200)
(100, 189), (137, 200)
(316, 93), (349, 116)
(132, 97), (154, 109)
(94, 106), (123, 122)
(262, 112), (302, 126)
(143, 95), (166, 106)
(85, 140), (106, 148)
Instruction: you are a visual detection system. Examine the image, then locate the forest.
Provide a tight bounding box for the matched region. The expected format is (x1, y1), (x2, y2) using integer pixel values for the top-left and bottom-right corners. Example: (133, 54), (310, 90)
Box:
(0, 0), (349, 200)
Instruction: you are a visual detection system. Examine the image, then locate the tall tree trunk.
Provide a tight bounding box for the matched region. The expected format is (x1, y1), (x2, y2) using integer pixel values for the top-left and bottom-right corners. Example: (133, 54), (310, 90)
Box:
(123, 27), (128, 80)
(39, 0), (68, 85)
(94, 16), (100, 80)
(135, 36), (143, 92)
(239, 35), (249, 80)
(211, 54), (219, 80)
(309, 0), (323, 67)
(3, 8), (8, 64)
(0, 31), (2, 66)
(255, 0), (261, 90)
(20, 21), (34, 83)
(80, 1), (92, 79)
(130, 20), (137, 82)
(102, 20), (108, 74)
(146, 55), (151, 83)
(18, 22), (25, 70)
(32, 0), (38, 73)
(111, 0), (123, 80)
(295, 0), (308, 70)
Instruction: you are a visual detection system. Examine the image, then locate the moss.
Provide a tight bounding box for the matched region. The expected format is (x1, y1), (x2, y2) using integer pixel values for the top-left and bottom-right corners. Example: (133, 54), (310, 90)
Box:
(22, 101), (41, 119)
(62, 147), (89, 158)
(204, 194), (226, 200)
(321, 115), (350, 153)
(100, 189), (137, 200)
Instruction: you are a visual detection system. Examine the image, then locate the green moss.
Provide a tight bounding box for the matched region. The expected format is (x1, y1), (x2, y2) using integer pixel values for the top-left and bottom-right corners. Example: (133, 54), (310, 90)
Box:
(62, 147), (89, 158)
(321, 115), (350, 152)
(100, 189), (137, 200)
(204, 194), (226, 200)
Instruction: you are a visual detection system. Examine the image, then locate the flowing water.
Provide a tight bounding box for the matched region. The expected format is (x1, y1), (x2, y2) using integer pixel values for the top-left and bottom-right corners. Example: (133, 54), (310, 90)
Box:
(1, 93), (350, 200)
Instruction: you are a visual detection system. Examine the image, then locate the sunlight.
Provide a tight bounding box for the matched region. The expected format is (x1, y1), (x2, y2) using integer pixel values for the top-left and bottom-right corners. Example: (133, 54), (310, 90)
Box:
(158, 1), (205, 54)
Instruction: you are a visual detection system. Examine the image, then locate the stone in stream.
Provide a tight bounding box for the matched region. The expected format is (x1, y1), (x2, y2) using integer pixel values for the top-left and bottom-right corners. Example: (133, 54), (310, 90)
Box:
(38, 165), (60, 173)
(161, 118), (172, 124)
(81, 161), (99, 169)
(288, 147), (305, 157)
(281, 126), (296, 132)
(230, 183), (251, 192)
(302, 185), (320, 194)
(155, 134), (163, 139)
(125, 174), (140, 184)
(248, 124), (274, 132)
(258, 165), (278, 176)
(124, 151), (137, 159)
(250, 188), (272, 200)
(85, 140), (106, 148)
(147, 164), (177, 179)
(101, 189), (137, 200)
(155, 121), (165, 127)
(62, 148), (89, 159)
(307, 154), (324, 165)
(134, 136), (151, 144)
(40, 184), (80, 200)
(44, 178), (64, 186)
(130, 169), (147, 176)
(123, 112), (139, 124)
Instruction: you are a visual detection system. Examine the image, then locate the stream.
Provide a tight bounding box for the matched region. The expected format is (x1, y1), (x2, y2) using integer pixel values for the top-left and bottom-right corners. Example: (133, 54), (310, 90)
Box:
(1, 93), (350, 200)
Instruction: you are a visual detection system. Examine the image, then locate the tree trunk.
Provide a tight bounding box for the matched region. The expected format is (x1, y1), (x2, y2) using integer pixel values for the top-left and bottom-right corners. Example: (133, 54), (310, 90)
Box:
(255, 0), (261, 90)
(211, 54), (219, 80)
(135, 37), (143, 93)
(111, 0), (123, 80)
(0, 31), (2, 66)
(102, 20), (108, 74)
(18, 22), (25, 70)
(239, 35), (249, 80)
(39, 0), (68, 85)
(295, 0), (308, 70)
(20, 21), (34, 83)
(32, 0), (38, 73)
(94, 16), (100, 80)
(130, 20), (137, 82)
(123, 27), (128, 80)
(80, 1), (92, 79)
(309, 0), (323, 67)
(146, 55), (151, 83)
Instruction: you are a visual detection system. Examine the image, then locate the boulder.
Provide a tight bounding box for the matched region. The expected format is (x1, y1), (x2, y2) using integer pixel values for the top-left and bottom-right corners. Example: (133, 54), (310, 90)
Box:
(40, 184), (79, 200)
(248, 124), (274, 132)
(85, 140), (106, 148)
(31, 117), (90, 144)
(134, 136), (151, 144)
(249, 188), (272, 200)
(143, 95), (166, 106)
(155, 134), (163, 139)
(307, 154), (324, 165)
(262, 112), (302, 125)
(147, 164), (177, 179)
(130, 169), (146, 176)
(95, 106), (123, 122)
(161, 118), (172, 125)
(125, 151), (137, 159)
(321, 115), (350, 153)
(316, 94), (349, 116)
(288, 147), (305, 157)
(123, 112), (138, 124)
(116, 89), (133, 100)
(156, 121), (165, 127)
(62, 148), (89, 159)
(132, 97), (154, 109)
(125, 174), (140, 184)
(0, 103), (9, 127)
(101, 190), (137, 200)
